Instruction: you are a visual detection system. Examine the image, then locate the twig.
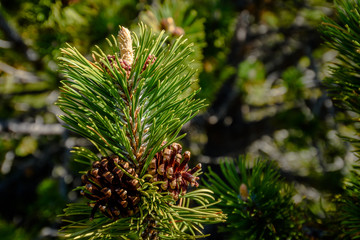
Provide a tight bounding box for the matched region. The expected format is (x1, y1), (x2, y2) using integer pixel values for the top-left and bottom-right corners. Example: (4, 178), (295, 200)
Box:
(0, 121), (64, 135)
(206, 11), (250, 121)
(0, 61), (43, 83)
(0, 39), (11, 48)
(0, 12), (40, 64)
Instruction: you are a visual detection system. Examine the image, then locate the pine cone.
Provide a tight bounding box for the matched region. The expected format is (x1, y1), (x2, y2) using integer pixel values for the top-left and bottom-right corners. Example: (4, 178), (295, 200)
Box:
(101, 54), (155, 78)
(118, 26), (134, 66)
(160, 17), (184, 37)
(141, 54), (156, 73)
(160, 17), (176, 33)
(100, 55), (131, 79)
(147, 142), (201, 200)
(172, 26), (185, 37)
(80, 155), (141, 220)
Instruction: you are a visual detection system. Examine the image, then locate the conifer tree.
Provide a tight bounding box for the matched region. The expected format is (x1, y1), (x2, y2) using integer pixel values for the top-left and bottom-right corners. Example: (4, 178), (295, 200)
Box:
(56, 23), (225, 239)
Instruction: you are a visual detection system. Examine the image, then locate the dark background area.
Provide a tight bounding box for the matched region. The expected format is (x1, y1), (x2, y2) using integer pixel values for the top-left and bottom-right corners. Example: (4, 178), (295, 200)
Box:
(0, 0), (353, 239)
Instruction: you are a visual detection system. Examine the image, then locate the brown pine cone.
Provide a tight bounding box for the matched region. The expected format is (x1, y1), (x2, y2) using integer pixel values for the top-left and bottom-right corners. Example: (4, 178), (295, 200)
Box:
(141, 54), (156, 73)
(100, 55), (131, 79)
(80, 155), (141, 220)
(147, 142), (201, 200)
(172, 26), (185, 37)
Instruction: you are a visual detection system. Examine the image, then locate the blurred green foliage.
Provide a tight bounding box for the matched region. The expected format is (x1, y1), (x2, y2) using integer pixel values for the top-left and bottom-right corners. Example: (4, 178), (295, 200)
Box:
(33, 178), (66, 220)
(0, 218), (30, 240)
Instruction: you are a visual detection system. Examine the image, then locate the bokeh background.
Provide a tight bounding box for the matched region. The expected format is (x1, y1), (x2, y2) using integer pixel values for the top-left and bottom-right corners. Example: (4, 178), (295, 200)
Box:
(0, 0), (354, 239)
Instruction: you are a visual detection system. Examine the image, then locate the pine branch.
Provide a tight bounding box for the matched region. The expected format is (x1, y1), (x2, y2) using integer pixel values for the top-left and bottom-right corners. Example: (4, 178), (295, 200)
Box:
(320, 1), (360, 238)
(203, 157), (304, 239)
(57, 23), (224, 239)
(57, 23), (205, 173)
(61, 147), (225, 239)
(320, 0), (360, 115)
